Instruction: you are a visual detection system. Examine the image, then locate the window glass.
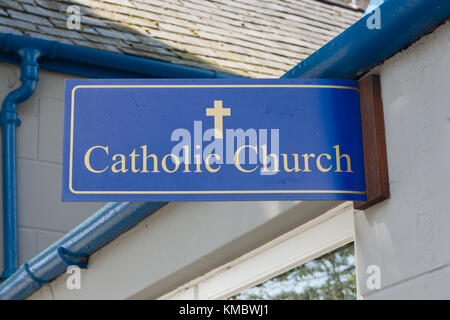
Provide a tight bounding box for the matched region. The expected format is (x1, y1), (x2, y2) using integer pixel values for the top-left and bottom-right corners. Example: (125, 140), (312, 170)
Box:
(230, 242), (356, 300)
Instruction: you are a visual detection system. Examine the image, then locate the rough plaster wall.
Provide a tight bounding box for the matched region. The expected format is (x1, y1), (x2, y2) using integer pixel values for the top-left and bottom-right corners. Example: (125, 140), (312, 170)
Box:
(355, 21), (450, 299)
(0, 63), (106, 269)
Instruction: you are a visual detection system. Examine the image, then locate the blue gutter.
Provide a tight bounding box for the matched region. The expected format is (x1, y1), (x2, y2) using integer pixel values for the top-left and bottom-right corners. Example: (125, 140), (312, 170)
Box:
(0, 0), (449, 300)
(0, 34), (238, 79)
(0, 34), (237, 281)
(0, 202), (165, 300)
(282, 0), (450, 79)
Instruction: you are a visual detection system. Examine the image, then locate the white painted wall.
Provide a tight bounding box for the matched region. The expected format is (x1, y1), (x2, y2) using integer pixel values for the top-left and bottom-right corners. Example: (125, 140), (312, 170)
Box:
(355, 21), (450, 299)
(0, 63), (105, 269)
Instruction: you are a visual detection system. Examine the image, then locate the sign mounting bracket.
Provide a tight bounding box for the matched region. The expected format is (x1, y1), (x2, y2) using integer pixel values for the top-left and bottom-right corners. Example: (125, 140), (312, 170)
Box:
(354, 74), (390, 210)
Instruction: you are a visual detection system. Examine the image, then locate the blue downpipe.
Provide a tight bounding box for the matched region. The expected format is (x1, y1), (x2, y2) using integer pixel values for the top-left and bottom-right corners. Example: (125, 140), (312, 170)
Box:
(0, 48), (41, 279)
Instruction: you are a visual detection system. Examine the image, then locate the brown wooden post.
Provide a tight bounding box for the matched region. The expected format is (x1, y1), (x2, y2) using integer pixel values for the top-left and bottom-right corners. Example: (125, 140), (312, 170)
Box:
(354, 74), (390, 210)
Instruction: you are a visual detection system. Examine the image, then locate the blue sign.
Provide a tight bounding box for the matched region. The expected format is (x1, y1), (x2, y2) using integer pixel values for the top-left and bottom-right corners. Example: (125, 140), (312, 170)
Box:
(63, 79), (366, 201)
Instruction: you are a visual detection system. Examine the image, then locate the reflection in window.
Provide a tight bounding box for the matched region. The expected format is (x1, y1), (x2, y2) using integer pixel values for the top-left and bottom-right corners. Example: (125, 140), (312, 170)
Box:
(230, 242), (356, 300)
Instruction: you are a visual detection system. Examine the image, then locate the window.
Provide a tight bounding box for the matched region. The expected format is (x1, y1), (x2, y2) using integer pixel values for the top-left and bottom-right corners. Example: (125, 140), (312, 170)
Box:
(230, 243), (356, 300)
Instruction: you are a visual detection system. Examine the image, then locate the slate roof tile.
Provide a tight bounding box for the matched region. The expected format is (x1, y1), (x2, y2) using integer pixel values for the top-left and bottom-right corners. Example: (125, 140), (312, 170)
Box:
(0, 0), (362, 77)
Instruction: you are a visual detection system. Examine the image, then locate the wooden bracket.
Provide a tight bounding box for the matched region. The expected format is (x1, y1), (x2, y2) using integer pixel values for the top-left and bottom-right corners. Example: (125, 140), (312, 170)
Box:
(354, 74), (390, 210)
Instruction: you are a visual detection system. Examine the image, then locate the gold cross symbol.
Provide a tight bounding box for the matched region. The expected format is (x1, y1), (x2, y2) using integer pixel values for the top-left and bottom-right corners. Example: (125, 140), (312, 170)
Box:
(206, 100), (231, 139)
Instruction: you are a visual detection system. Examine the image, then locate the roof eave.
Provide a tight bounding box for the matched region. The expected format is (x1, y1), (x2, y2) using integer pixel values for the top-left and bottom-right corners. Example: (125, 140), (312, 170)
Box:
(282, 0), (450, 80)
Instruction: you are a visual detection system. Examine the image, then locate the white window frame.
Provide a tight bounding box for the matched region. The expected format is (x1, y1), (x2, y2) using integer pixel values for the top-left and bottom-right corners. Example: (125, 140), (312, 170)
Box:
(159, 202), (356, 300)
